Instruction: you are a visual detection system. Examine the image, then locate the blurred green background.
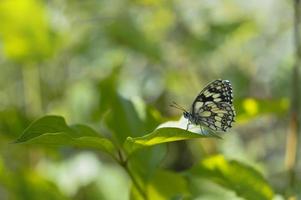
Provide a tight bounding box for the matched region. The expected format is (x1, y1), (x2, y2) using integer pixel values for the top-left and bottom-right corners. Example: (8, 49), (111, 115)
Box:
(0, 0), (299, 199)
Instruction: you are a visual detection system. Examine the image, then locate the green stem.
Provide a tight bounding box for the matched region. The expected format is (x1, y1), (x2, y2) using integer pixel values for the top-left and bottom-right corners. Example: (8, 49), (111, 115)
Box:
(124, 163), (147, 200)
(117, 150), (147, 200)
(285, 0), (301, 195)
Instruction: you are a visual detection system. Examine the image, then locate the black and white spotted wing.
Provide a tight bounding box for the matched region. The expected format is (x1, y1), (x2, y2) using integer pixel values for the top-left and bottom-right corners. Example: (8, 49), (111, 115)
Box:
(191, 79), (235, 132)
(196, 102), (235, 131)
(192, 79), (233, 115)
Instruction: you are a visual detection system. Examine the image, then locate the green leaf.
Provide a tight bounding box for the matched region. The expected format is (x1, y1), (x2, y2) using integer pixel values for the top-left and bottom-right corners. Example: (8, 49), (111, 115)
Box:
(189, 155), (274, 200)
(104, 95), (151, 144)
(235, 98), (289, 122)
(98, 69), (167, 185)
(124, 127), (216, 155)
(146, 170), (190, 200)
(15, 115), (116, 157)
(129, 185), (144, 200)
(130, 170), (190, 200)
(127, 145), (167, 190)
(178, 19), (252, 55)
(97, 68), (162, 145)
(105, 16), (161, 61)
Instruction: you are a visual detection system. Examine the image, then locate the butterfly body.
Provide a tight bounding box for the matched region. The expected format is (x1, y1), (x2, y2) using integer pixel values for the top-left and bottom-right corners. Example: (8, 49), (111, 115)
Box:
(173, 79), (235, 133)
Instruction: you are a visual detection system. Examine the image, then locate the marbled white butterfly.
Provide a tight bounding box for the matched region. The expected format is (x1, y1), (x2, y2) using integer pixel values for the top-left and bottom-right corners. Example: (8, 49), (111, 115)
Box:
(171, 79), (235, 132)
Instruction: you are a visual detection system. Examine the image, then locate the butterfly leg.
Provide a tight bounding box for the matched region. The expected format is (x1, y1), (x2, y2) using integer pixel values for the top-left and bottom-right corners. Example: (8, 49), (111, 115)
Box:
(200, 126), (204, 134)
(186, 122), (191, 131)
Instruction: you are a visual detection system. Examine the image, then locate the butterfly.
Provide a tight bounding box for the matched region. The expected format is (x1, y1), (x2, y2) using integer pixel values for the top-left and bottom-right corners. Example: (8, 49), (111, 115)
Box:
(171, 79), (235, 133)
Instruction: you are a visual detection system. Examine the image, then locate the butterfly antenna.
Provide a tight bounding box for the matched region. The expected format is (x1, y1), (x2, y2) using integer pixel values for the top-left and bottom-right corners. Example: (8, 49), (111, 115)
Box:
(170, 101), (187, 112)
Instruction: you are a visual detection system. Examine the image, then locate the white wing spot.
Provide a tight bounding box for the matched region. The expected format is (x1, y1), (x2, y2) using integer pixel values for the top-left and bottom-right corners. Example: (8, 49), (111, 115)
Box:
(214, 98), (222, 102)
(200, 111), (211, 117)
(215, 116), (222, 121)
(215, 121), (222, 127)
(204, 90), (211, 97)
(212, 94), (220, 98)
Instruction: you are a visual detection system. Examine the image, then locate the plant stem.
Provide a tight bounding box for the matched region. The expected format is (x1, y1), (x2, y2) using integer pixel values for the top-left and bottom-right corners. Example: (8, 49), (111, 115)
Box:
(117, 150), (147, 200)
(124, 163), (147, 200)
(285, 0), (301, 193)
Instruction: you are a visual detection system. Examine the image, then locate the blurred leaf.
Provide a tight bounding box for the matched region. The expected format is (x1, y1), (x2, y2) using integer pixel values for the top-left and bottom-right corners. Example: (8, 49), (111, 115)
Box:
(223, 65), (252, 98)
(127, 145), (167, 191)
(105, 16), (161, 61)
(130, 169), (189, 200)
(189, 155), (274, 200)
(0, 108), (31, 138)
(15, 115), (116, 157)
(176, 20), (249, 55)
(105, 96), (162, 144)
(0, 158), (68, 200)
(0, 0), (60, 62)
(124, 127), (216, 155)
(130, 185), (144, 200)
(146, 170), (190, 200)
(98, 67), (162, 145)
(188, 178), (245, 200)
(97, 66), (121, 115)
(98, 67), (167, 187)
(235, 98), (289, 122)
(74, 181), (106, 200)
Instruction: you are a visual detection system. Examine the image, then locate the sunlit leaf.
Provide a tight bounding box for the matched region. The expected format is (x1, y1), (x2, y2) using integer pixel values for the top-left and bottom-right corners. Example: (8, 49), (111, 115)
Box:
(189, 155), (274, 200)
(0, 0), (60, 62)
(129, 182), (145, 200)
(124, 127), (217, 155)
(15, 115), (116, 157)
(235, 98), (289, 122)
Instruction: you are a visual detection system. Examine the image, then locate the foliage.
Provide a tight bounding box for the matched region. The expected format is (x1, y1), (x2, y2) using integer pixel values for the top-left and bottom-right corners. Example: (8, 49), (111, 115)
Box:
(189, 155), (274, 200)
(0, 0), (297, 199)
(15, 113), (275, 200)
(15, 116), (116, 157)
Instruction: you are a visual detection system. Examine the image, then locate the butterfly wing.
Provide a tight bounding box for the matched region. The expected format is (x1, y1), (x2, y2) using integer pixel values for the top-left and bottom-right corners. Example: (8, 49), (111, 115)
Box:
(190, 79), (235, 132)
(196, 102), (235, 132)
(192, 79), (233, 116)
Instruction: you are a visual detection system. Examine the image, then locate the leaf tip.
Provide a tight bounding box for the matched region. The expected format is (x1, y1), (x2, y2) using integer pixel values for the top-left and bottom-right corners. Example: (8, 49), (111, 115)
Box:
(11, 138), (23, 144)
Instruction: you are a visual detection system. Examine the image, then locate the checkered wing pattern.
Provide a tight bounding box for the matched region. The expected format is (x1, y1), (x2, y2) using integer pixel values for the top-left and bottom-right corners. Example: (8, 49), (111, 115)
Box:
(191, 79), (235, 132)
